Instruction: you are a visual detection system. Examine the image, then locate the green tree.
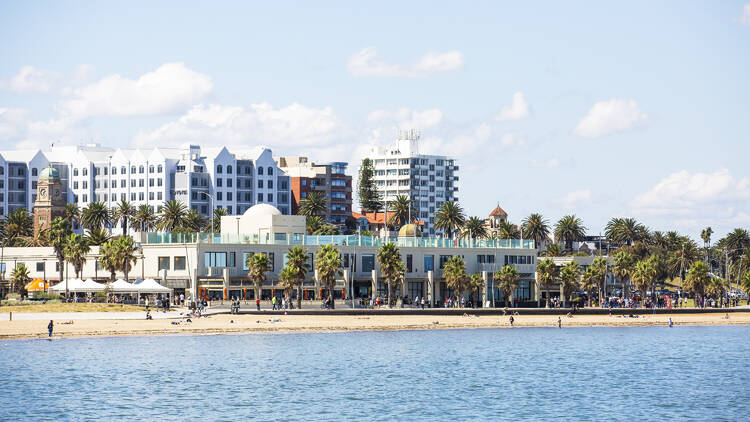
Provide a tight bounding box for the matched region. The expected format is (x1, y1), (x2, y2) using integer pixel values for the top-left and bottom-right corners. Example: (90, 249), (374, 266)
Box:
(494, 265), (520, 307)
(590, 257), (608, 305)
(285, 246), (310, 309)
(64, 233), (90, 279)
(85, 227), (111, 246)
(604, 217), (648, 247)
(462, 216), (488, 239)
(542, 243), (564, 257)
(554, 215), (587, 251)
(49, 217), (72, 295)
(357, 158), (382, 213)
(183, 209), (207, 232)
(559, 260), (581, 307)
(99, 239), (120, 284)
(246, 253), (270, 302)
(612, 250), (634, 299)
(2, 208), (33, 245)
(306, 216), (325, 235)
(211, 207), (228, 232)
(434, 201), (465, 239)
(701, 226), (713, 263)
(133, 204), (157, 232)
(581, 266), (599, 307)
(114, 236), (140, 282)
(495, 221), (519, 239)
(706, 276), (728, 301)
(112, 200), (136, 236)
(81, 201), (111, 230)
(468, 273), (484, 307)
(316, 244), (343, 309)
(388, 195), (415, 227)
(299, 191), (328, 217)
(535, 258), (558, 307)
(685, 261), (710, 307)
(631, 256), (657, 306)
(10, 263), (31, 293)
(157, 200), (188, 232)
(63, 204), (81, 230)
(522, 213), (550, 249)
(277, 266), (297, 306)
(376, 242), (403, 307)
(443, 255), (468, 307)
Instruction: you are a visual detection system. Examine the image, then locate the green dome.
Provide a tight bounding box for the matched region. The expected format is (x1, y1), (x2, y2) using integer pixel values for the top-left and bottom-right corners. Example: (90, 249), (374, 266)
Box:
(39, 166), (59, 179)
(398, 224), (421, 237)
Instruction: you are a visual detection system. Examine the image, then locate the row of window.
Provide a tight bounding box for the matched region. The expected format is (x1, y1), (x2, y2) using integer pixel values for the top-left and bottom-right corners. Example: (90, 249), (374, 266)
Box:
(75, 191), (164, 203)
(73, 178), (164, 190)
(218, 165), (274, 176)
(73, 165), (164, 177)
(158, 256), (187, 271)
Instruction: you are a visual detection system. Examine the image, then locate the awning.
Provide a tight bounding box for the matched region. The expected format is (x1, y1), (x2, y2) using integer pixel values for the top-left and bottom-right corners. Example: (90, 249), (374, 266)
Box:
(25, 279), (49, 292)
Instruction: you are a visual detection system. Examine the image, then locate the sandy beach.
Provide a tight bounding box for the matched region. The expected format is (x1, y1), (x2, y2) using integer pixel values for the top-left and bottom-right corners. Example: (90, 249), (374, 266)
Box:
(2, 311), (749, 340)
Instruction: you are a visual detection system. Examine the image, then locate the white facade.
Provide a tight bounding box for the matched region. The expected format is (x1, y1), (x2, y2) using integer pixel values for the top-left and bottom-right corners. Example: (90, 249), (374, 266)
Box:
(366, 130), (459, 236)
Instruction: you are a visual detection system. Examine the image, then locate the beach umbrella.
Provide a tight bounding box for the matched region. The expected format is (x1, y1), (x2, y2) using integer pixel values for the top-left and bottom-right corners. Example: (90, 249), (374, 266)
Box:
(25, 279), (49, 292)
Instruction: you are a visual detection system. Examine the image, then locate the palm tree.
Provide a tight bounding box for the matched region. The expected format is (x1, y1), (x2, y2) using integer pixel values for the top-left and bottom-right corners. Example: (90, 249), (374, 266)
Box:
(49, 217), (72, 293)
(183, 209), (207, 232)
(496, 221), (519, 239)
(685, 261), (710, 307)
(739, 271), (750, 297)
(99, 239), (120, 284)
(668, 238), (700, 282)
(468, 273), (484, 307)
(434, 201), (465, 238)
(10, 263), (30, 293)
(112, 200), (136, 236)
(85, 227), (111, 246)
(631, 257), (657, 306)
(277, 266), (297, 307)
(81, 201), (111, 231)
(376, 242), (403, 307)
(554, 215), (587, 251)
(133, 204), (157, 232)
(535, 258), (558, 307)
(2, 208), (33, 245)
(590, 257), (608, 305)
(114, 236), (140, 282)
(700, 227), (713, 262)
(285, 246), (310, 309)
(542, 243), (564, 257)
(211, 207), (228, 232)
(581, 266), (599, 307)
(157, 200), (187, 232)
(246, 253), (270, 302)
(316, 244), (343, 309)
(612, 251), (634, 299)
(559, 260), (581, 307)
(443, 255), (468, 307)
(63, 204), (81, 230)
(64, 233), (90, 279)
(306, 216), (325, 235)
(19, 228), (50, 247)
(522, 213), (550, 249)
(605, 217), (648, 247)
(462, 216), (488, 239)
(494, 265), (520, 307)
(388, 195), (415, 227)
(706, 276), (728, 303)
(299, 192), (328, 217)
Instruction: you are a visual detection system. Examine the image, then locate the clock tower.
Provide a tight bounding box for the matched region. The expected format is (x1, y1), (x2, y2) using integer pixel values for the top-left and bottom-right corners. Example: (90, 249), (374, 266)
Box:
(33, 166), (66, 237)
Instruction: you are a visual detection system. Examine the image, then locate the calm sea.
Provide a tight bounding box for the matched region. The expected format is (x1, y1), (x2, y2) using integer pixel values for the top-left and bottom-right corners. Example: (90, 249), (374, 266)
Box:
(2, 326), (749, 421)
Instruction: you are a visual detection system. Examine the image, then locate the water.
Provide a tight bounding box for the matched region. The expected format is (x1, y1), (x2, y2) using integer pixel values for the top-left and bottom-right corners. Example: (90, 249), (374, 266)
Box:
(2, 327), (749, 421)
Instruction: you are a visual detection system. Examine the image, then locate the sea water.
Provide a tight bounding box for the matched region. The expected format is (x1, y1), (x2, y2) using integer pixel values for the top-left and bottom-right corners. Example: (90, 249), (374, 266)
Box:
(2, 326), (749, 421)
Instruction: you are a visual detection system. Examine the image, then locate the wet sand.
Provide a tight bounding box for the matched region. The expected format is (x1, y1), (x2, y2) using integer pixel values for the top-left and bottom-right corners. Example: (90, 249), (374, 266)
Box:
(2, 312), (749, 340)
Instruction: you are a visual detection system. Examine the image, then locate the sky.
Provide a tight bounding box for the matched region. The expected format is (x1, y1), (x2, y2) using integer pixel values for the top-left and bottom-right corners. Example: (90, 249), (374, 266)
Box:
(1, 1), (749, 240)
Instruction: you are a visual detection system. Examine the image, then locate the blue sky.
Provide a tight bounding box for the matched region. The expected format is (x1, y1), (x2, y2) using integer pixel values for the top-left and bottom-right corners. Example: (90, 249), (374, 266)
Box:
(1, 1), (749, 240)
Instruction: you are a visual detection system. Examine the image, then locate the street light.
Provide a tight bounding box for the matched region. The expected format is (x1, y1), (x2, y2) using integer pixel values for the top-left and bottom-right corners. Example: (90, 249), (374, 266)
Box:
(198, 191), (215, 236)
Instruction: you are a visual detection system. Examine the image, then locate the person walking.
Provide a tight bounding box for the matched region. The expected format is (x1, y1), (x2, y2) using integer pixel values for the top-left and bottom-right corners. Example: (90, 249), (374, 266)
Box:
(421, 297), (425, 310)
(256, 297), (261, 311)
(557, 316), (562, 329)
(272, 295), (277, 310)
(47, 320), (54, 337)
(509, 315), (514, 326)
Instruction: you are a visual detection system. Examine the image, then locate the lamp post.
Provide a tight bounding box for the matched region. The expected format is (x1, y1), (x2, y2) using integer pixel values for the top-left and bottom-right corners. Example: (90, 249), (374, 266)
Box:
(199, 191), (215, 236)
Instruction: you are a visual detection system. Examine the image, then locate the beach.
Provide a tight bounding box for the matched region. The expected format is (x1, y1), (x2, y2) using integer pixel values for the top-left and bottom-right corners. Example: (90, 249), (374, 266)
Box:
(2, 311), (749, 340)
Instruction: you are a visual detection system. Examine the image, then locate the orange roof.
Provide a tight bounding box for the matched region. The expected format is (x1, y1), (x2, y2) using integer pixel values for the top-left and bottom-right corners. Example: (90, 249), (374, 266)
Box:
(352, 211), (424, 226)
(489, 205), (507, 217)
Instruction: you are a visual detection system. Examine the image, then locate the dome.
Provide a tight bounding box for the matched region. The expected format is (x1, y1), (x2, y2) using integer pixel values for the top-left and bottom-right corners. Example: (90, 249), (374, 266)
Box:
(398, 224), (422, 237)
(243, 203), (282, 218)
(39, 166), (60, 180)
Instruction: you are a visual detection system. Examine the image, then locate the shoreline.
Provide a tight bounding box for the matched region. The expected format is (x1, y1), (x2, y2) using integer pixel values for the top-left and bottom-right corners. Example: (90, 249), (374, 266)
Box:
(2, 312), (749, 341)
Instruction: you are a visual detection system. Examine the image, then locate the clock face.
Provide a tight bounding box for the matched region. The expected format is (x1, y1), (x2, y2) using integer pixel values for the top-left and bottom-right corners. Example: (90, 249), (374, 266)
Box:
(54, 189), (60, 198)
(39, 188), (47, 199)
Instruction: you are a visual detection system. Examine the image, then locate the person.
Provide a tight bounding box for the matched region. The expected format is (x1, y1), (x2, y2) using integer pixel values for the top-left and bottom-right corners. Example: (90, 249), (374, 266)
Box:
(668, 317), (673, 327)
(272, 295), (277, 310)
(256, 297), (261, 311)
(146, 310), (152, 320)
(557, 317), (561, 329)
(421, 297), (425, 310)
(145, 297), (149, 310)
(509, 315), (514, 326)
(48, 320), (54, 337)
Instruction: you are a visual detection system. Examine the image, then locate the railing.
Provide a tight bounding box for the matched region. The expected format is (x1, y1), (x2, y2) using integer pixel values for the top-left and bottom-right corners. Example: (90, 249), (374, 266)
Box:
(142, 232), (536, 250)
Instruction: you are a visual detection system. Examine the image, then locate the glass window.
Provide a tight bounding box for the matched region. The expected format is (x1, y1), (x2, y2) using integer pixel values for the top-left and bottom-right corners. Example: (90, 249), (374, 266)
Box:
(217, 165), (223, 174)
(174, 256), (186, 270)
(424, 255), (434, 272)
(362, 254), (375, 273)
(258, 167), (264, 175)
(439, 255), (452, 269)
(406, 254), (413, 272)
(267, 167), (273, 175)
(227, 165), (232, 174)
(36, 262), (44, 271)
(158, 257), (170, 271)
(267, 193), (273, 202)
(204, 252), (227, 267)
(217, 178), (222, 187)
(157, 165), (163, 173)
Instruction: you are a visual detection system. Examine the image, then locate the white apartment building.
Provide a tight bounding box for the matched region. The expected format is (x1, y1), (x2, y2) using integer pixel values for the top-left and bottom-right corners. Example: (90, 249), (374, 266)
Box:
(0, 143), (291, 221)
(366, 130), (459, 236)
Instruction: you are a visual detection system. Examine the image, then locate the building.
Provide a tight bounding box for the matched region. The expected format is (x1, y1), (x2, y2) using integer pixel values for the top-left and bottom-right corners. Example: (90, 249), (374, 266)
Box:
(484, 204), (509, 237)
(32, 167), (66, 237)
(0, 204), (538, 305)
(277, 156), (352, 226)
(0, 144), (292, 221)
(366, 130), (459, 236)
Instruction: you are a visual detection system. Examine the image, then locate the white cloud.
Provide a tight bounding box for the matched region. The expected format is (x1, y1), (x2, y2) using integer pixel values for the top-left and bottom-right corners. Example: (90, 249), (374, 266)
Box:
(573, 98), (647, 138)
(347, 47), (464, 77)
(530, 158), (560, 168)
(3, 66), (60, 93)
(496, 92), (530, 121)
(499, 132), (526, 148)
(739, 4), (750, 24)
(58, 62), (212, 119)
(133, 102), (346, 150)
(366, 108), (443, 129)
(562, 190), (592, 209)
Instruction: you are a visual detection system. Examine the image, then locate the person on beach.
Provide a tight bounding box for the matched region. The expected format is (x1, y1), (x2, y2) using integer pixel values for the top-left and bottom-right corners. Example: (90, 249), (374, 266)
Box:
(48, 320), (54, 337)
(256, 297), (261, 311)
(668, 318), (673, 327)
(557, 317), (561, 328)
(509, 315), (514, 326)
(272, 296), (277, 310)
(421, 297), (425, 309)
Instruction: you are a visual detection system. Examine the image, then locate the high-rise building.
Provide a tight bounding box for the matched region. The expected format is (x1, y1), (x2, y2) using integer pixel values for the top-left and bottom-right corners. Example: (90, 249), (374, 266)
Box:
(277, 156), (352, 226)
(366, 130), (459, 236)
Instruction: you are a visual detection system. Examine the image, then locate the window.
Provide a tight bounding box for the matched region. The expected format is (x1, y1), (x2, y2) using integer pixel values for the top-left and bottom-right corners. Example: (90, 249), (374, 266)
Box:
(82, 168), (88, 176)
(139, 179), (144, 187)
(130, 193), (136, 201)
(82, 194), (88, 202)
(131, 166), (136, 174)
(149, 192), (154, 200)
(73, 181), (79, 189)
(204, 252), (227, 267)
(157, 165), (163, 173)
(424, 255), (434, 272)
(258, 180), (263, 188)
(257, 193), (263, 202)
(267, 167), (273, 175)
(73, 168), (79, 176)
(332, 192), (346, 199)
(174, 256), (186, 270)
(157, 178), (162, 187)
(331, 179), (346, 187)
(31, 168), (37, 176)
(111, 167), (116, 175)
(227, 178), (232, 188)
(227, 192), (232, 201)
(439, 255), (452, 269)
(217, 178), (222, 187)
(158, 257), (170, 271)
(217, 165), (223, 174)
(149, 178), (154, 187)
(149, 165), (154, 173)
(281, 180), (288, 190)
(268, 180), (273, 189)
(258, 167), (264, 175)
(157, 192), (162, 200)
(139, 192), (144, 200)
(301, 179), (307, 186)
(227, 165), (232, 174)
(36, 262), (44, 272)
(406, 254), (413, 272)
(362, 254), (375, 273)
(267, 193), (273, 202)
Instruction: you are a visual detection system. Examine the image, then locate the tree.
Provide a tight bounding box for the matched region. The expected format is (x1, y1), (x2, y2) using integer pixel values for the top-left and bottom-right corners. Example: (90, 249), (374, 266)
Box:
(114, 236), (140, 283)
(277, 266), (297, 308)
(468, 273), (484, 307)
(631, 256), (657, 306)
(157, 200), (187, 232)
(112, 200), (136, 236)
(581, 266), (599, 307)
(306, 216), (325, 235)
(443, 255), (468, 307)
(10, 263), (30, 293)
(64, 233), (90, 279)
(63, 204), (81, 230)
(706, 276), (728, 301)
(559, 260), (581, 307)
(211, 207), (228, 232)
(133, 204), (157, 232)
(701, 226), (713, 263)
(376, 242), (403, 308)
(604, 217), (648, 247)
(357, 158), (382, 213)
(388, 195), (415, 227)
(85, 227), (111, 246)
(49, 217), (72, 295)
(98, 239), (120, 284)
(612, 251), (634, 299)
(542, 243), (564, 257)
(246, 253), (270, 302)
(81, 201), (111, 231)
(667, 238), (700, 282)
(685, 261), (710, 307)
(495, 221), (519, 239)
(316, 244), (343, 309)
(535, 258), (558, 307)
(494, 265), (520, 307)
(590, 257), (608, 306)
(739, 271), (750, 297)
(299, 192), (328, 217)
(522, 213), (550, 249)
(183, 209), (207, 232)
(554, 215), (587, 251)
(285, 246), (310, 309)
(20, 228), (50, 247)
(435, 201), (465, 239)
(462, 216), (488, 239)
(1, 208), (33, 245)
